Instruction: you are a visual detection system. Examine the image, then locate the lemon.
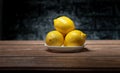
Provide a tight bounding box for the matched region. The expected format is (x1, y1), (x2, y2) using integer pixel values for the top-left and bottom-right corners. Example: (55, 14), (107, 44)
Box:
(45, 30), (64, 46)
(54, 16), (75, 36)
(64, 30), (86, 46)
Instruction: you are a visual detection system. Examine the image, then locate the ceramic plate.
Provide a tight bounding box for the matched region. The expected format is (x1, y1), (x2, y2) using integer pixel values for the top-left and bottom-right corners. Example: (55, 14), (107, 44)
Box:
(44, 44), (85, 53)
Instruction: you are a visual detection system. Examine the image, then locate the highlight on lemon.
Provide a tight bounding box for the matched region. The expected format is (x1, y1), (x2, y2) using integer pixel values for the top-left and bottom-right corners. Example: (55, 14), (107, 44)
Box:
(64, 30), (86, 46)
(54, 16), (75, 36)
(45, 30), (64, 46)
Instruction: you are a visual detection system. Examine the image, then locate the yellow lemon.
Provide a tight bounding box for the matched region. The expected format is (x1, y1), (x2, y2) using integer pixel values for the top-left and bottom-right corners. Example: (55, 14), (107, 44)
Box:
(64, 30), (86, 46)
(45, 30), (64, 46)
(54, 16), (75, 36)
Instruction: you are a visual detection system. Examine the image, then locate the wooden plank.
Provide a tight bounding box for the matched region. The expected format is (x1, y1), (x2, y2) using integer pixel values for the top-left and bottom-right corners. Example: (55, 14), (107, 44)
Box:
(0, 45), (120, 57)
(0, 40), (120, 45)
(86, 40), (120, 45)
(86, 44), (120, 48)
(0, 44), (119, 49)
(0, 41), (44, 45)
(0, 56), (120, 68)
(0, 44), (43, 49)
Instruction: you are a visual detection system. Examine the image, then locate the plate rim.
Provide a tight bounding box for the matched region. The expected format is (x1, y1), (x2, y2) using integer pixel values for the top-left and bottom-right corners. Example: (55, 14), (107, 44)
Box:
(44, 43), (86, 47)
(44, 43), (86, 53)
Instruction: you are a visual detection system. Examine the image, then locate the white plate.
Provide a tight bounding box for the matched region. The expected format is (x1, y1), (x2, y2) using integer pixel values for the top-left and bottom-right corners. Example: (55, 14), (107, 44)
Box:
(44, 44), (85, 53)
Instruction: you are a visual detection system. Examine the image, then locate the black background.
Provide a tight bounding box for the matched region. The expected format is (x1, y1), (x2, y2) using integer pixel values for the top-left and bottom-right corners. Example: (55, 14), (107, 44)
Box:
(1, 0), (120, 40)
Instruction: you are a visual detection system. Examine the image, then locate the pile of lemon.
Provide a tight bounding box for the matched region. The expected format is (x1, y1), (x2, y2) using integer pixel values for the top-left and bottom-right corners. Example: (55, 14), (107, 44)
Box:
(45, 16), (86, 46)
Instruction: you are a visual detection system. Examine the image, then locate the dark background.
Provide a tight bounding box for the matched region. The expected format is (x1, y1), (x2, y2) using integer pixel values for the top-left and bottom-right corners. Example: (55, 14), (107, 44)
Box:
(1, 0), (120, 40)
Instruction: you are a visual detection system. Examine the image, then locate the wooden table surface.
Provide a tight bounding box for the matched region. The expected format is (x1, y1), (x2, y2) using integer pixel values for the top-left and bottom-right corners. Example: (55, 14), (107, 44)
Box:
(0, 40), (120, 71)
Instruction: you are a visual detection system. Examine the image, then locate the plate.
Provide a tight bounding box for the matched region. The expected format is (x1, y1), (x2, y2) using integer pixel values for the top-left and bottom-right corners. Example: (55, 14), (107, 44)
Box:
(44, 44), (85, 53)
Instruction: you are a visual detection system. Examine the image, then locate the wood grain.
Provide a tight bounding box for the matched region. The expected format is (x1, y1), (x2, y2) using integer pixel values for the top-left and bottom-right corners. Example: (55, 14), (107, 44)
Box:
(0, 40), (120, 71)
(0, 40), (44, 45)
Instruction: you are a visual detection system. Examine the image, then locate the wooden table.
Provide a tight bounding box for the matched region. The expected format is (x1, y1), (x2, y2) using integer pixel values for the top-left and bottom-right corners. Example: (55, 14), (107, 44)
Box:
(0, 40), (120, 72)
